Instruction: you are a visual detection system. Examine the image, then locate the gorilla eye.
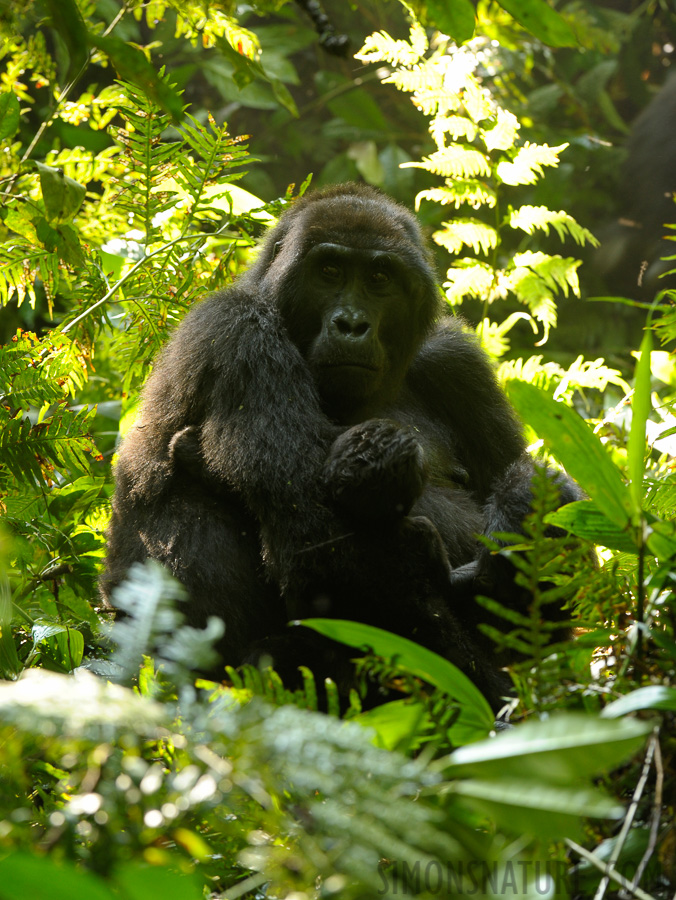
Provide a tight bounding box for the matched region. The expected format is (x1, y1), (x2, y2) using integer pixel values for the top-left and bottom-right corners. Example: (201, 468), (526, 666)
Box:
(321, 263), (341, 280)
(370, 270), (390, 284)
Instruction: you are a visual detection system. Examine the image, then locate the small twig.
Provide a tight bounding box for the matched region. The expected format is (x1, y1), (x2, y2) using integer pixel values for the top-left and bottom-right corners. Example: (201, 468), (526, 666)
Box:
(218, 871), (268, 899)
(631, 734), (663, 892)
(566, 840), (657, 900)
(60, 229), (221, 334)
(594, 729), (658, 900)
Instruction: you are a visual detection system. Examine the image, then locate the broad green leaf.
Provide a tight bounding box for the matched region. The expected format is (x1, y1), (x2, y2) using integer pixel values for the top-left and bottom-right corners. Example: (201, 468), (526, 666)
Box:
(50, 627), (85, 670)
(32, 162), (86, 223)
(427, 0), (476, 44)
(43, 0), (88, 81)
(298, 619), (494, 743)
(32, 623), (68, 644)
(353, 699), (430, 751)
(601, 685), (676, 718)
(545, 500), (639, 554)
(0, 854), (117, 900)
(627, 329), (653, 514)
(449, 779), (621, 840)
(270, 76), (299, 118)
(506, 380), (634, 530)
(113, 862), (204, 900)
(497, 0), (577, 47)
(645, 517), (676, 561)
(319, 72), (388, 132)
(442, 713), (652, 784)
(0, 91), (20, 140)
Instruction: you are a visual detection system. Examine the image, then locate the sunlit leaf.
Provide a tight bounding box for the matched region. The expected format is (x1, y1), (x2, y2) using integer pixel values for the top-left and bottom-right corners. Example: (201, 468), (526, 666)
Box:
(31, 162), (86, 224)
(506, 381), (635, 530)
(427, 0), (475, 44)
(0, 91), (20, 140)
(443, 713), (652, 783)
(298, 618), (494, 743)
(497, 0), (577, 47)
(602, 685), (676, 717)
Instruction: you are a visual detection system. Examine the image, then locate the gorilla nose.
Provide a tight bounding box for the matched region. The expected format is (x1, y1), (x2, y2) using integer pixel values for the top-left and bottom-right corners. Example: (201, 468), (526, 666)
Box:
(331, 312), (371, 339)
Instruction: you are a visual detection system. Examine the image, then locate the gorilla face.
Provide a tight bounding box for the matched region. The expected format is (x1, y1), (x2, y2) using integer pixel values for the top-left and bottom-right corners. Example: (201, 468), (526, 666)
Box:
(282, 241), (425, 423)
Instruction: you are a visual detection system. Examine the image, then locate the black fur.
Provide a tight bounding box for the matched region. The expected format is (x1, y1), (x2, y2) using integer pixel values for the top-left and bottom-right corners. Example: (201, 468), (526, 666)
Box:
(102, 184), (580, 709)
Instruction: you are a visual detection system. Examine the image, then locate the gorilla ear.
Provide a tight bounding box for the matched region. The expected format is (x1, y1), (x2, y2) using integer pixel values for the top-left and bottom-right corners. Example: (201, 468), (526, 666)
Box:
(271, 240), (282, 260)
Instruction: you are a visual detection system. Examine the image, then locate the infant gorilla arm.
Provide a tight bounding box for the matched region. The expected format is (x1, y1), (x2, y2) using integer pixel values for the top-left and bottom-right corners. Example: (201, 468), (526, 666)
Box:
(103, 183), (580, 710)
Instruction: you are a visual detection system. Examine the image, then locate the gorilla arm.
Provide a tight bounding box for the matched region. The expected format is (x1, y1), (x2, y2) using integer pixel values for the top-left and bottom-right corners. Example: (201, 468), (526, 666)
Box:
(112, 287), (340, 586)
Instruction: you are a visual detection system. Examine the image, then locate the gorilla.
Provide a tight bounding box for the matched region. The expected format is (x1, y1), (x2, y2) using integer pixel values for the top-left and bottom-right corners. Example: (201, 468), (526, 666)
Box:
(102, 183), (580, 709)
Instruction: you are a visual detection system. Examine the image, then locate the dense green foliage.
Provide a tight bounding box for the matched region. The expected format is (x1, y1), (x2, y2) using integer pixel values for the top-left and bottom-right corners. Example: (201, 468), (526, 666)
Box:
(1, 0), (675, 897)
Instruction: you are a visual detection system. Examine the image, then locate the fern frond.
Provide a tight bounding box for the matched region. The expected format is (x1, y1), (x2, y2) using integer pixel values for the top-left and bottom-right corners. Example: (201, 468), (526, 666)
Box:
(384, 65), (445, 96)
(497, 142), (568, 186)
(462, 78), (495, 124)
(224, 664), (341, 714)
(403, 145), (490, 179)
(508, 206), (600, 246)
(355, 20), (428, 66)
(430, 115), (477, 145)
(477, 312), (535, 359)
(414, 87), (462, 117)
(499, 355), (563, 390)
(512, 251), (582, 297)
(444, 261), (496, 303)
(0, 245), (57, 309)
(112, 80), (183, 246)
(481, 108), (520, 152)
(0, 332), (87, 409)
(563, 356), (629, 393)
(417, 181), (496, 211)
(506, 271), (557, 337)
(173, 114), (249, 234)
(434, 219), (498, 255)
(0, 406), (98, 487)
(499, 354), (628, 399)
(109, 560), (224, 685)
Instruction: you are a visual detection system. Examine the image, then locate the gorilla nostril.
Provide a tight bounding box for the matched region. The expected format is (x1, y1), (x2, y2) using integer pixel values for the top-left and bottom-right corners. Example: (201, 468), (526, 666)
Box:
(332, 314), (370, 337)
(333, 316), (351, 335)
